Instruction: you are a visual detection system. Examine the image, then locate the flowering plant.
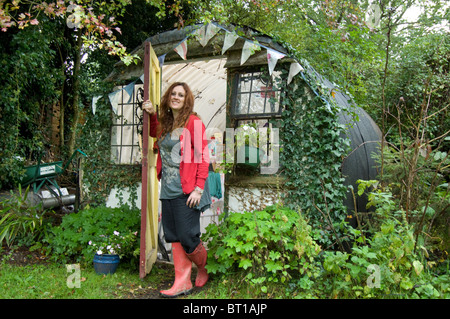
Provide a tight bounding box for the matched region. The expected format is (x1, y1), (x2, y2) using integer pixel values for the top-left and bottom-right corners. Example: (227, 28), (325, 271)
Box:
(89, 230), (138, 258)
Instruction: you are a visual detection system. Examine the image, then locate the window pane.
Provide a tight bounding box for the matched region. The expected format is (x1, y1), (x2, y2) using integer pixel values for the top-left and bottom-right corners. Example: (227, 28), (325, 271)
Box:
(111, 146), (120, 163)
(239, 73), (253, 92)
(251, 74), (266, 93)
(111, 126), (122, 146)
(132, 147), (142, 164)
(122, 104), (134, 124)
(249, 92), (266, 114)
(121, 125), (134, 145)
(236, 94), (250, 114)
(121, 146), (133, 164)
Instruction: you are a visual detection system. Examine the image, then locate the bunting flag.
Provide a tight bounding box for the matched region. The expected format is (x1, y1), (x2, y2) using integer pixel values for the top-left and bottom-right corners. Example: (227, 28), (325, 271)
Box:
(106, 25), (309, 114)
(267, 49), (286, 75)
(108, 90), (121, 114)
(241, 40), (260, 65)
(205, 23), (220, 45)
(222, 31), (239, 55)
(288, 62), (304, 84)
(123, 81), (135, 103)
(92, 95), (102, 115)
(194, 24), (207, 46)
(174, 38), (188, 60)
(158, 54), (166, 68)
(196, 23), (220, 47)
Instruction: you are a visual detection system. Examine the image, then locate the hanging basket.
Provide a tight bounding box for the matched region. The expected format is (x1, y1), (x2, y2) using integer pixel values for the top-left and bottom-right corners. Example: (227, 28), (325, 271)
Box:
(93, 254), (120, 275)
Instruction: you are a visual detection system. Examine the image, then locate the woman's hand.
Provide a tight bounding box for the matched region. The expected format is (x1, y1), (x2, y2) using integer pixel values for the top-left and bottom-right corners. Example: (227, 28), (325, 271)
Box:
(142, 100), (156, 115)
(187, 190), (202, 208)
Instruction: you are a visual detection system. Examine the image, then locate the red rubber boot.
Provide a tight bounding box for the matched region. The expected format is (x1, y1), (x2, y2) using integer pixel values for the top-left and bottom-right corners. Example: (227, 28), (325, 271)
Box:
(160, 242), (193, 297)
(187, 242), (209, 287)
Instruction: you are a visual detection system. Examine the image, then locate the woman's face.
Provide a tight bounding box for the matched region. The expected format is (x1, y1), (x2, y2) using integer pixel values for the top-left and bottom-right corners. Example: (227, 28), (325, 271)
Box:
(169, 85), (186, 113)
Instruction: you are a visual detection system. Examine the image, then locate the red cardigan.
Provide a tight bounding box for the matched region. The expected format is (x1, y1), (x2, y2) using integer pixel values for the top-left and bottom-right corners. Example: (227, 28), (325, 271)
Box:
(149, 113), (210, 194)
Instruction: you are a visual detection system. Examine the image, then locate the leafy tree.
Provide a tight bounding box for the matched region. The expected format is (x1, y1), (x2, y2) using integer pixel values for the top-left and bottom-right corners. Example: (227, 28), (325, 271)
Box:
(0, 0), (178, 190)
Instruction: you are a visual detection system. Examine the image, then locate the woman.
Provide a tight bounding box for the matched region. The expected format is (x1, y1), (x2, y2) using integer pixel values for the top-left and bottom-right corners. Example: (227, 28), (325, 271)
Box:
(142, 82), (211, 297)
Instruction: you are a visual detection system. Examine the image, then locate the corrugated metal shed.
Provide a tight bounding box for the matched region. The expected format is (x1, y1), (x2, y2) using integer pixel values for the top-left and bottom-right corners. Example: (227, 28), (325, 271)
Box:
(104, 24), (383, 221)
(161, 58), (227, 133)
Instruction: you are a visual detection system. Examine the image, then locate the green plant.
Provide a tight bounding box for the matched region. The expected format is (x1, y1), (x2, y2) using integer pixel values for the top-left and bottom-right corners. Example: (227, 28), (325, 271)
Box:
(318, 180), (450, 299)
(279, 63), (351, 248)
(202, 205), (322, 296)
(0, 185), (49, 247)
(45, 205), (140, 264)
(88, 230), (138, 258)
(321, 214), (449, 298)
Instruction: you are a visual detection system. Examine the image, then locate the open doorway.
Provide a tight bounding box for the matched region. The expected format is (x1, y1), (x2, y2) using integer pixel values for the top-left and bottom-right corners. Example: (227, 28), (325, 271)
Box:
(160, 57), (227, 245)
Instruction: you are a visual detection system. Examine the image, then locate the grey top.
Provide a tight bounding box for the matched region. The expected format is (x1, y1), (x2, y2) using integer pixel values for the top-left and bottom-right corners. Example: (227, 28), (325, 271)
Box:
(159, 133), (183, 200)
(158, 132), (212, 212)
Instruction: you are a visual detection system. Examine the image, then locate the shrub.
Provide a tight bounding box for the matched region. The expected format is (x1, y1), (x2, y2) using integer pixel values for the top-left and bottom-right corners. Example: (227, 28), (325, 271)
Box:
(320, 181), (450, 299)
(202, 205), (322, 295)
(45, 205), (140, 264)
(322, 216), (449, 298)
(0, 186), (50, 248)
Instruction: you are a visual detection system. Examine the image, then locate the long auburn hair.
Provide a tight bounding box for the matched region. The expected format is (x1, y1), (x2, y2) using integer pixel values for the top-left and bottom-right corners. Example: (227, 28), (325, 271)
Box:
(157, 82), (198, 138)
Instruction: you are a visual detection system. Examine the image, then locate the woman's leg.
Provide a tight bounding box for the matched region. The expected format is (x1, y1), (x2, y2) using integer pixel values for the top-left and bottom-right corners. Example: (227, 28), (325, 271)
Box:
(162, 195), (201, 254)
(159, 198), (195, 297)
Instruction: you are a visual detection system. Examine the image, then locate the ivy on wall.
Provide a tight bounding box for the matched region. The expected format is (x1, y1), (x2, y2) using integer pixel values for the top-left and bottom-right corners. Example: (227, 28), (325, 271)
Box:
(278, 63), (352, 249)
(77, 84), (141, 209)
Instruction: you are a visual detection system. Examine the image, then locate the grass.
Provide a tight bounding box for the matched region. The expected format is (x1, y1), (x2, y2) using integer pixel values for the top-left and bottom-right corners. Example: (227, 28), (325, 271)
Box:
(0, 258), (277, 299)
(0, 260), (171, 299)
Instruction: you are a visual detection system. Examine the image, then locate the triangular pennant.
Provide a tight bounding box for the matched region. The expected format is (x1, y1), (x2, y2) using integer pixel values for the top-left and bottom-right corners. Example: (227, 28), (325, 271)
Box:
(108, 90), (121, 114)
(222, 31), (239, 55)
(194, 24), (207, 46)
(158, 54), (166, 68)
(288, 62), (304, 84)
(267, 49), (286, 75)
(205, 23), (220, 44)
(195, 23), (220, 47)
(241, 41), (260, 65)
(139, 74), (144, 83)
(174, 38), (188, 60)
(92, 95), (102, 115)
(123, 81), (135, 103)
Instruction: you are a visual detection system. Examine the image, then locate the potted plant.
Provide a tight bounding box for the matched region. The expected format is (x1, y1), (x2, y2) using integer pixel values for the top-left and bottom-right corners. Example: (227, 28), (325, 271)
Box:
(89, 230), (138, 274)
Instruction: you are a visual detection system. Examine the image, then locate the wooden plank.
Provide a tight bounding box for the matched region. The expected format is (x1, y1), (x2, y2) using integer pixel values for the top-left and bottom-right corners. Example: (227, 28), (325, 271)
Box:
(139, 41), (161, 279)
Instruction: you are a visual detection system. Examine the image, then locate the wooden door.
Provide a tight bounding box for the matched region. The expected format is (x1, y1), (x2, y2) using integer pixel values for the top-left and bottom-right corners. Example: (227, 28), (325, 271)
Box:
(139, 41), (161, 278)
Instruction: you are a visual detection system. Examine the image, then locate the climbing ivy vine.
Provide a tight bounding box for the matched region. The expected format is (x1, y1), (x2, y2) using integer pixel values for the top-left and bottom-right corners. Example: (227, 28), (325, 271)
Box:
(278, 62), (352, 249)
(76, 85), (141, 208)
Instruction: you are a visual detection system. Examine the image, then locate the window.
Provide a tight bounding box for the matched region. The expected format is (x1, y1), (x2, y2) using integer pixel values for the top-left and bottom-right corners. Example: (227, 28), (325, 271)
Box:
(228, 68), (283, 175)
(110, 84), (144, 165)
(231, 69), (283, 119)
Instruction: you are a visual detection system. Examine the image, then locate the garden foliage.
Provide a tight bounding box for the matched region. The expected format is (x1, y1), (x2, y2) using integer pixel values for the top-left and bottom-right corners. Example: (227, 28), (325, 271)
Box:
(0, 186), (49, 248)
(203, 205), (322, 295)
(202, 203), (449, 298)
(279, 63), (351, 248)
(45, 205), (140, 264)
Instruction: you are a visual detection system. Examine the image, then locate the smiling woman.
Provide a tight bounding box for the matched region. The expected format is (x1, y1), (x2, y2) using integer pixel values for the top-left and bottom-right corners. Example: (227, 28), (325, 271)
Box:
(169, 85), (187, 115)
(142, 82), (211, 297)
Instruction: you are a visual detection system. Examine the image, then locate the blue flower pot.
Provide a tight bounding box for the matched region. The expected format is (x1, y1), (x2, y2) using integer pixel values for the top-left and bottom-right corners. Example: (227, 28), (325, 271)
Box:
(93, 254), (120, 275)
